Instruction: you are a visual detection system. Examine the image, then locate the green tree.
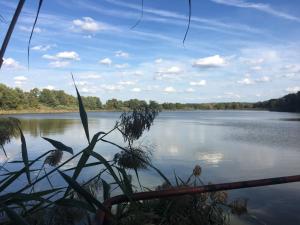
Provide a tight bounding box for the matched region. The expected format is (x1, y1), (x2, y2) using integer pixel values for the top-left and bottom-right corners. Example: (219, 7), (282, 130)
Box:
(105, 98), (123, 110)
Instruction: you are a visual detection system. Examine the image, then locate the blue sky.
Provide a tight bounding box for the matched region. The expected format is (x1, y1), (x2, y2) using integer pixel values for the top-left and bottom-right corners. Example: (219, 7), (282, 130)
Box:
(0, 0), (300, 103)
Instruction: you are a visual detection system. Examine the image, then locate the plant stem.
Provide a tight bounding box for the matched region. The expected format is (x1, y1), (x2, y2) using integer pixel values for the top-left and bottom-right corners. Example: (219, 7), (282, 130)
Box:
(0, 0), (25, 69)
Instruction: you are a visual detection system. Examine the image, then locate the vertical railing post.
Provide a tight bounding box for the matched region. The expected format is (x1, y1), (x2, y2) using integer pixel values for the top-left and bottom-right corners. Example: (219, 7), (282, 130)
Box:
(0, 0), (25, 69)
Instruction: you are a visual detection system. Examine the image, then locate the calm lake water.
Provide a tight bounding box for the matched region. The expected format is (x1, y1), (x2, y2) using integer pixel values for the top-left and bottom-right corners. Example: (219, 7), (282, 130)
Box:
(1, 110), (300, 225)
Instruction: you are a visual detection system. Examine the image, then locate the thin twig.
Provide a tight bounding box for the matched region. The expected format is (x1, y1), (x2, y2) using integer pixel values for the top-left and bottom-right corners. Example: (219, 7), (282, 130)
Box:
(183, 0), (192, 45)
(27, 0), (43, 69)
(131, 0), (144, 29)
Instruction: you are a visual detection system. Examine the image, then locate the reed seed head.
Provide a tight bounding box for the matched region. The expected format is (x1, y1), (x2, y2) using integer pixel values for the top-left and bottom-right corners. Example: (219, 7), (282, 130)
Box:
(44, 149), (63, 166)
(193, 164), (202, 177)
(211, 191), (228, 204)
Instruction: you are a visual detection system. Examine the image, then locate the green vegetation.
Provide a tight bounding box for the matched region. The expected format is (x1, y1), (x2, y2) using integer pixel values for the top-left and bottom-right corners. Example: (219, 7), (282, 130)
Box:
(1, 83), (299, 113)
(0, 83), (255, 113)
(254, 91), (300, 112)
(0, 83), (102, 111)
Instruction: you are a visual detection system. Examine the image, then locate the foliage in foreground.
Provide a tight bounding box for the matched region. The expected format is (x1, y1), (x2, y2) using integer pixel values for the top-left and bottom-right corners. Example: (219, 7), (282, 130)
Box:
(0, 82), (247, 225)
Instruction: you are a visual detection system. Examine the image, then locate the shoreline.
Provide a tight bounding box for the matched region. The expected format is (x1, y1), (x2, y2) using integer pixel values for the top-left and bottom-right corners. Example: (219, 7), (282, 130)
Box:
(0, 108), (271, 115)
(0, 109), (119, 115)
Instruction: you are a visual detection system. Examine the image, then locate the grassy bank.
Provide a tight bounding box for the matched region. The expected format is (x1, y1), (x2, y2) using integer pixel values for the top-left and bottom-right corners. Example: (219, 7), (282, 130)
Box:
(0, 108), (79, 115)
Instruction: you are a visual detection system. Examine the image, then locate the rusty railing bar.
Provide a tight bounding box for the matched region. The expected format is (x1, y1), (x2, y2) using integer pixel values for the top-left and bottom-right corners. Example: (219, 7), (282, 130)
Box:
(96, 174), (300, 224)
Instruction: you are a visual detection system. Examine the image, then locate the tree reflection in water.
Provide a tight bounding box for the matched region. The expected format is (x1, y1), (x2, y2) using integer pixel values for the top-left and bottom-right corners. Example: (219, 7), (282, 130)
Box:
(19, 119), (78, 137)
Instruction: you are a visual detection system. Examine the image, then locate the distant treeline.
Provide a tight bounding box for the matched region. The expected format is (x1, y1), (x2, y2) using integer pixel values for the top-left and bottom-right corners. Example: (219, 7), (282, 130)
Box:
(0, 84), (101, 110)
(254, 91), (300, 112)
(0, 83), (299, 112)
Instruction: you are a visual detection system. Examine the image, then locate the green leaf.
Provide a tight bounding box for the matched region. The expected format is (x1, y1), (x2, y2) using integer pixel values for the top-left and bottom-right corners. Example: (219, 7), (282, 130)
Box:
(19, 127), (31, 185)
(118, 167), (133, 195)
(2, 205), (30, 225)
(91, 151), (129, 197)
(72, 131), (104, 181)
(173, 170), (179, 186)
(63, 161), (104, 172)
(72, 73), (90, 143)
(1, 188), (61, 204)
(42, 137), (73, 154)
(66, 131), (106, 196)
(101, 179), (110, 201)
(55, 198), (96, 213)
(58, 171), (110, 215)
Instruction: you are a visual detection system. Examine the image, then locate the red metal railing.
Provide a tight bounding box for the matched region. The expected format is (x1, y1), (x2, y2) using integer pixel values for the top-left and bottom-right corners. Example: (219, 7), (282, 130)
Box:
(95, 174), (300, 225)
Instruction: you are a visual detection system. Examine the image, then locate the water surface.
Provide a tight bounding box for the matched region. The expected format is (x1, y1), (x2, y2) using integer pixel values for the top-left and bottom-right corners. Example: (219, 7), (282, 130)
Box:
(1, 110), (300, 225)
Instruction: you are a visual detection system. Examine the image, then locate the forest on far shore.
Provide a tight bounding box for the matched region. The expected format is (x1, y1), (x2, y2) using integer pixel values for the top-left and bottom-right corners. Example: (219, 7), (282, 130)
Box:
(0, 83), (299, 112)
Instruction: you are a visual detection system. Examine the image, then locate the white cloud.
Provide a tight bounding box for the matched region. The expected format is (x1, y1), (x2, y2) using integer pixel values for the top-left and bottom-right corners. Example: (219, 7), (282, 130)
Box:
(42, 51), (80, 68)
(167, 66), (181, 74)
(101, 84), (123, 91)
(156, 66), (183, 80)
(251, 66), (262, 71)
(163, 86), (176, 93)
(13, 76), (27, 87)
(186, 88), (195, 93)
(210, 0), (300, 22)
(190, 80), (207, 86)
(118, 80), (136, 85)
(42, 54), (57, 60)
(14, 76), (27, 81)
(49, 61), (70, 68)
(75, 81), (89, 86)
(242, 58), (264, 65)
(56, 51), (80, 60)
(155, 58), (163, 64)
(31, 45), (52, 51)
(144, 85), (160, 91)
(281, 64), (300, 73)
(80, 73), (101, 79)
(3, 58), (22, 69)
(237, 78), (254, 85)
(42, 51), (80, 61)
(80, 87), (97, 94)
(99, 58), (112, 65)
(115, 63), (129, 69)
(115, 50), (129, 58)
(217, 92), (241, 99)
(193, 55), (226, 68)
(44, 85), (55, 90)
(131, 87), (141, 92)
(72, 17), (107, 32)
(256, 76), (270, 82)
(133, 71), (143, 76)
(286, 86), (300, 93)
(157, 66), (182, 76)
(237, 76), (271, 85)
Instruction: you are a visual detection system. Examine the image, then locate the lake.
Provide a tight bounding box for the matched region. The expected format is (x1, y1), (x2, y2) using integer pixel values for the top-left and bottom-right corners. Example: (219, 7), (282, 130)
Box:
(1, 110), (300, 225)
